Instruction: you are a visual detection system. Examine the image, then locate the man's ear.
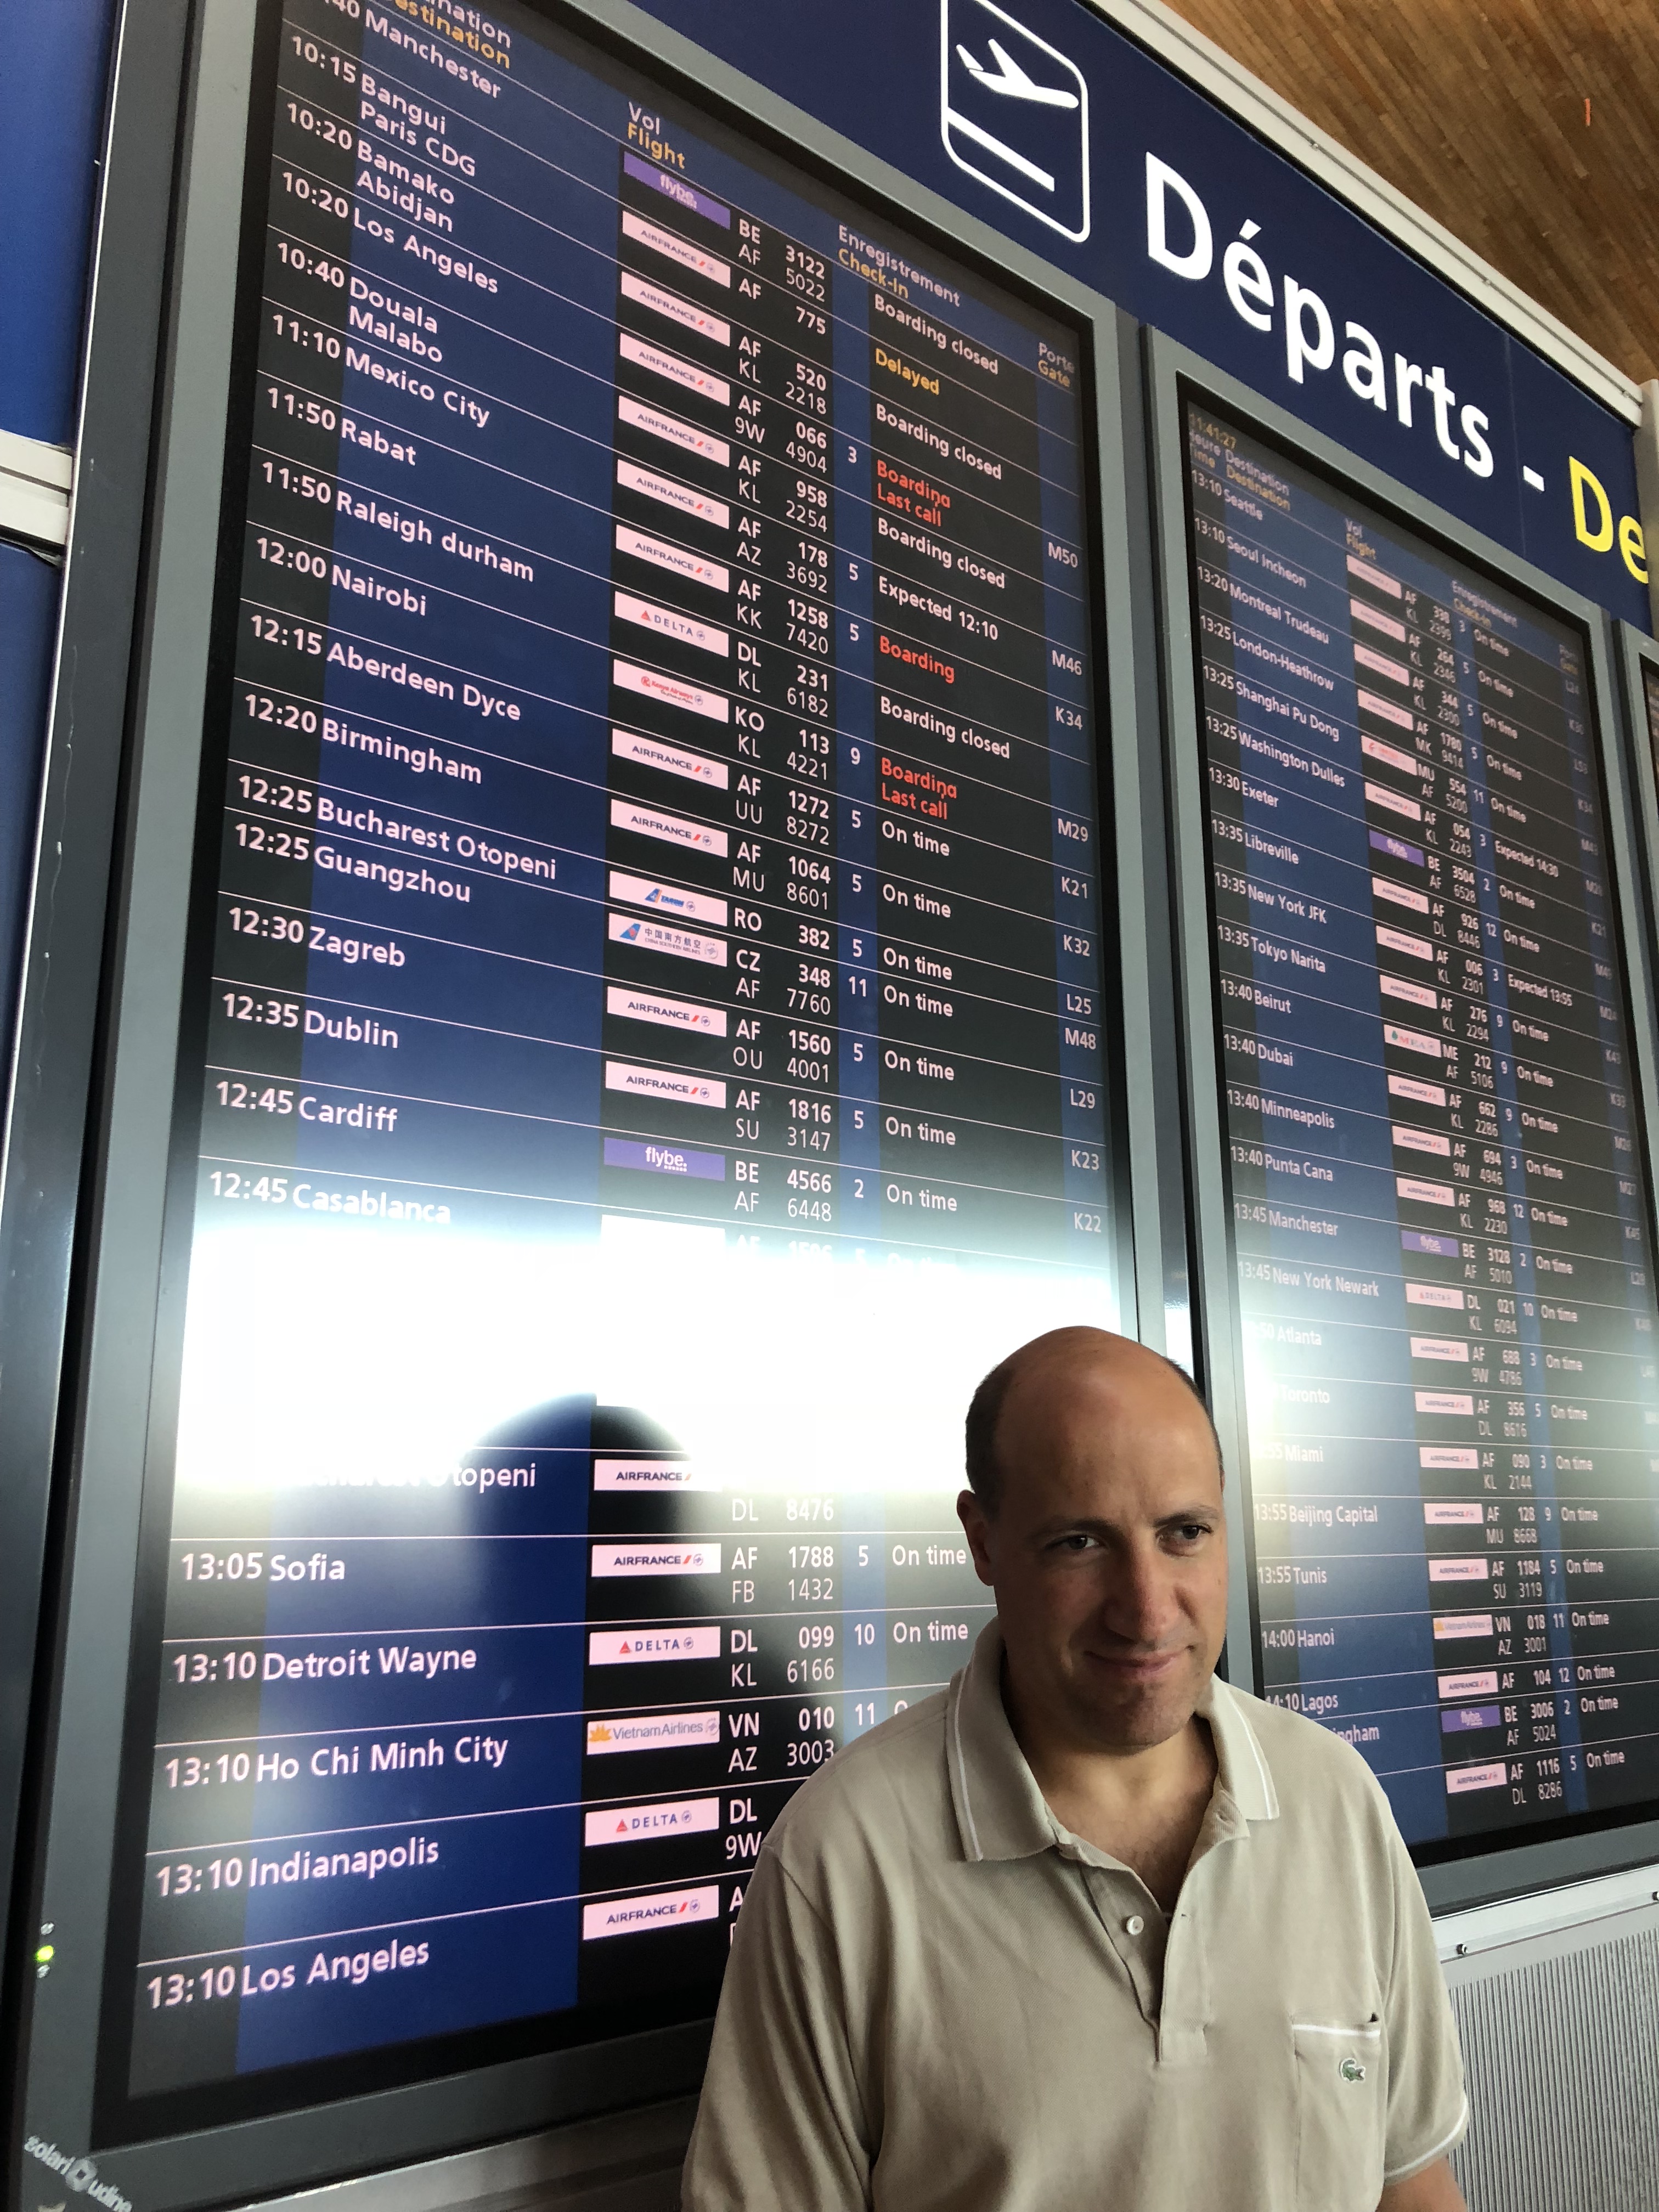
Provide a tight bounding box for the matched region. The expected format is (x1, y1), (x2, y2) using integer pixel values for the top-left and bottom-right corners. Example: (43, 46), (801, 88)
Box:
(957, 1488), (996, 1588)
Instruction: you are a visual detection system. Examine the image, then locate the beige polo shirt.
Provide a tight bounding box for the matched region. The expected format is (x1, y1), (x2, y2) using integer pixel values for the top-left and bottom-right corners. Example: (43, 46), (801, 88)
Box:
(683, 1621), (1466, 2212)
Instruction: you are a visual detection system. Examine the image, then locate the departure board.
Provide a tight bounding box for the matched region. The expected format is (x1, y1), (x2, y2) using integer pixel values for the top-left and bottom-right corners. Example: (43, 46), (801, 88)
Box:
(1188, 399), (1659, 1854)
(107, 0), (1113, 2117)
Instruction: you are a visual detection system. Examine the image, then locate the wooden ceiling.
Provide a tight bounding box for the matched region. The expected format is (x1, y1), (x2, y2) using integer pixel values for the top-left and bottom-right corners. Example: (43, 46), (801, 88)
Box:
(1159, 0), (1659, 387)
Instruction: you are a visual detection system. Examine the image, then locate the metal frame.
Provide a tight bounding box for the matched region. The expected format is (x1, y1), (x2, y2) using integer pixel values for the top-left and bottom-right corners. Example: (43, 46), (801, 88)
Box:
(7, 2), (1175, 2205)
(1144, 326), (1659, 1914)
(1614, 622), (1659, 964)
(0, 0), (195, 2081)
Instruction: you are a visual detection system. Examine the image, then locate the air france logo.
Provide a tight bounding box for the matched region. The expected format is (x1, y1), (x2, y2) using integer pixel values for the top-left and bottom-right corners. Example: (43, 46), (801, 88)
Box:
(941, 0), (1089, 242)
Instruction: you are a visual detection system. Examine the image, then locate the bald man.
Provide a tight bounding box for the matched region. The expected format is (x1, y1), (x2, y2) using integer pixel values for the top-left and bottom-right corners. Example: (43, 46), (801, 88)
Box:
(682, 1328), (1468, 2212)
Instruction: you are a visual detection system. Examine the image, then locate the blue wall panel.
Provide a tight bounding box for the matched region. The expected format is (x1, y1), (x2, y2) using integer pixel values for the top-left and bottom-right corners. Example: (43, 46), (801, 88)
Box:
(0, 0), (119, 445)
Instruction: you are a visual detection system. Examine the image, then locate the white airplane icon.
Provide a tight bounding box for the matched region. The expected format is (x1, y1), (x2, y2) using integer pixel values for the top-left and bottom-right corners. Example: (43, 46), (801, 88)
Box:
(955, 36), (1080, 108)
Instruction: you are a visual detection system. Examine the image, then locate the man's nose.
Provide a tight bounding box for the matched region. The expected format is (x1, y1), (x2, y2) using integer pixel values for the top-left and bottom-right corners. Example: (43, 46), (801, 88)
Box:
(1101, 1547), (1180, 1644)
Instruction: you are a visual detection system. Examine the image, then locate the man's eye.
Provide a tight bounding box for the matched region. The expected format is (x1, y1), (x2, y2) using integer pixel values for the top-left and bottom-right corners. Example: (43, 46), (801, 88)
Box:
(1172, 1523), (1211, 1544)
(1056, 1533), (1097, 1553)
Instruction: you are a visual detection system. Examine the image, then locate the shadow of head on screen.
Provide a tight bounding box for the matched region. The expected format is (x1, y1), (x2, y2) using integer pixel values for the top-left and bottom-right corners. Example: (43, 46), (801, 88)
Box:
(473, 1393), (687, 1525)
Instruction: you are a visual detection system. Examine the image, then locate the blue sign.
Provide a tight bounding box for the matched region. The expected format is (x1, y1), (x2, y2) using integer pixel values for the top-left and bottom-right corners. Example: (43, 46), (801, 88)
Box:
(623, 0), (1650, 627)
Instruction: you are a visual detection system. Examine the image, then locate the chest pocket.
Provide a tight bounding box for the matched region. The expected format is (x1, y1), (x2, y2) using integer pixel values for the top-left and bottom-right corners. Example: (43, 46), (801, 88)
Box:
(1292, 2018), (1385, 2212)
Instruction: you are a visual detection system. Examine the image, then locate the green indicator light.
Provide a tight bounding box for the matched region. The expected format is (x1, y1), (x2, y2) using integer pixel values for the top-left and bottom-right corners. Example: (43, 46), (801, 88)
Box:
(34, 1944), (54, 1965)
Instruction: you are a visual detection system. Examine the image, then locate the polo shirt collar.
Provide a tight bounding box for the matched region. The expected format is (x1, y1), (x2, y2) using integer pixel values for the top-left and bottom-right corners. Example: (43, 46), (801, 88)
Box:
(945, 1619), (1279, 1865)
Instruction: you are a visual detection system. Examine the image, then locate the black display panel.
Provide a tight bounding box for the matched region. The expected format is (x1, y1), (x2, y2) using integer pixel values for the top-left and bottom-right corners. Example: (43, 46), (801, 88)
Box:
(1186, 397), (1659, 1857)
(97, 0), (1116, 2135)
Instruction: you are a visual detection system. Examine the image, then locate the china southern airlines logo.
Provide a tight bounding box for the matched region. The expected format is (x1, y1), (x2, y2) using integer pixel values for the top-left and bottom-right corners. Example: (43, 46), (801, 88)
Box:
(941, 0), (1090, 242)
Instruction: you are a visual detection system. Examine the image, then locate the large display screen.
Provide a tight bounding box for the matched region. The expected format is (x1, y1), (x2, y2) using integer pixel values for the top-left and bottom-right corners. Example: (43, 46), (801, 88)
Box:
(98, 0), (1114, 2131)
(1187, 397), (1659, 1855)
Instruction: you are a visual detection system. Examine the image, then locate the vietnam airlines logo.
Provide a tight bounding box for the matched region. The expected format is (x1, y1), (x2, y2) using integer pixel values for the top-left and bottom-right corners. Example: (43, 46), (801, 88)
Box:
(941, 0), (1089, 242)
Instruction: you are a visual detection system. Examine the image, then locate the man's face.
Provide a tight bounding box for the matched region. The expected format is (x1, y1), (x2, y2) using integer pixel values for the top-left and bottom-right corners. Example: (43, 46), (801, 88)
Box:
(958, 1349), (1228, 1754)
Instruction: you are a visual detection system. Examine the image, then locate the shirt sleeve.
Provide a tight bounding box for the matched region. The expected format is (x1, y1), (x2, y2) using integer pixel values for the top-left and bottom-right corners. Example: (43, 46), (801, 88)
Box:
(1380, 1822), (1469, 2183)
(681, 1841), (873, 2211)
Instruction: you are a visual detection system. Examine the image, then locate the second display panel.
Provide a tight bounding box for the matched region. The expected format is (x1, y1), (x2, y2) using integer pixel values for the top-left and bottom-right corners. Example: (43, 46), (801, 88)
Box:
(1178, 384), (1659, 1859)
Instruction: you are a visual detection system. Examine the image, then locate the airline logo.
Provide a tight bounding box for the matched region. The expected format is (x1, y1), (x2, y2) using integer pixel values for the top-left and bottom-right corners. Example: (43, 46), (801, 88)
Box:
(1366, 779), (1423, 823)
(1376, 923), (1433, 962)
(603, 1137), (725, 1181)
(582, 1883), (720, 1939)
(614, 527), (730, 593)
(586, 1711), (722, 1754)
(591, 1543), (722, 1577)
(610, 794), (730, 855)
(619, 455), (730, 528)
(607, 911), (727, 967)
(605, 984), (726, 1034)
(605, 1060), (726, 1109)
(614, 592), (730, 659)
(589, 1626), (723, 1665)
(619, 269), (731, 346)
(619, 330), (731, 405)
(616, 460), (731, 531)
(1438, 1671), (1499, 1698)
(1358, 692), (1417, 738)
(1384, 1023), (1441, 1057)
(609, 871), (727, 928)
(617, 394), (730, 468)
(1379, 973), (1437, 1012)
(620, 209), (732, 288)
(1393, 1125), (1451, 1157)
(583, 1795), (720, 1846)
(1446, 1762), (1508, 1795)
(614, 657), (730, 723)
(941, 0), (1089, 241)
(612, 730), (730, 789)
(593, 1457), (710, 1488)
